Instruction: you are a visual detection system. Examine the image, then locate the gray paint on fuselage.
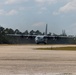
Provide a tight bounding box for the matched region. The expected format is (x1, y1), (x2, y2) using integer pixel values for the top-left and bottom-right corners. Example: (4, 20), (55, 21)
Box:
(35, 35), (46, 44)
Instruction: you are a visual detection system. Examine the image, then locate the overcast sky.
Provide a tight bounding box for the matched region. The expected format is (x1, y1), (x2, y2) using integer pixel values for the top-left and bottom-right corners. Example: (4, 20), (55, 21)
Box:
(0, 0), (76, 35)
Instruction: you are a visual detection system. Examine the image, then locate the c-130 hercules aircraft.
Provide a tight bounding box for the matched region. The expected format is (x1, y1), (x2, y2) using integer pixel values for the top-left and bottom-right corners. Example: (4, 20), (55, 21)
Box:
(7, 24), (69, 44)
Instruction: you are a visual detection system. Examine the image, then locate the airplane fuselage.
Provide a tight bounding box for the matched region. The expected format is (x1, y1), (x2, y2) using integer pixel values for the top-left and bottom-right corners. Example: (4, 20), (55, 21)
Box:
(35, 35), (47, 44)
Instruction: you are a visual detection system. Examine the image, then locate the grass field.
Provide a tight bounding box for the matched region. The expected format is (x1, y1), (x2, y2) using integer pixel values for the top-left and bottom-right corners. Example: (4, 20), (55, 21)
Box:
(36, 46), (76, 51)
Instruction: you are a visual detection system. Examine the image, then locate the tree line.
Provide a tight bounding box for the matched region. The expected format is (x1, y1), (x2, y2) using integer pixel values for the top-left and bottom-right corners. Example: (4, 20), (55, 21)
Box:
(0, 26), (68, 44)
(1, 27), (67, 36)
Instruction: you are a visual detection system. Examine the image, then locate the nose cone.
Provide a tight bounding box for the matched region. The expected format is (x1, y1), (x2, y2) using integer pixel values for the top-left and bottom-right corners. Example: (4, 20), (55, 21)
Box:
(35, 36), (45, 43)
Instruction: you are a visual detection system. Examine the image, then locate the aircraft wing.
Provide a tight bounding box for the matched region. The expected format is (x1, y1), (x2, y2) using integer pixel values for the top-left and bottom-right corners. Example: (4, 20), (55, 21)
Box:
(6, 34), (36, 38)
(44, 35), (72, 40)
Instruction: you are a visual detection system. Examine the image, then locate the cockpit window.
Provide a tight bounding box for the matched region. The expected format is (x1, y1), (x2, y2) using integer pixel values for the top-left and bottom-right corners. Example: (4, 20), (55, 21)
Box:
(37, 37), (41, 39)
(35, 36), (44, 40)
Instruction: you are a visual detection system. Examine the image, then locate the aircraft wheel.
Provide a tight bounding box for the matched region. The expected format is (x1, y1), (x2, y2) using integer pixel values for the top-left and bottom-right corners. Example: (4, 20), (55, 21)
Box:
(36, 42), (39, 44)
(44, 42), (47, 44)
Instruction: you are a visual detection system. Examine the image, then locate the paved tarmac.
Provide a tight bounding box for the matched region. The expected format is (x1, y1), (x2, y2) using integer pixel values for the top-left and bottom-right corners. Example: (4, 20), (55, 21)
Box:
(0, 45), (76, 75)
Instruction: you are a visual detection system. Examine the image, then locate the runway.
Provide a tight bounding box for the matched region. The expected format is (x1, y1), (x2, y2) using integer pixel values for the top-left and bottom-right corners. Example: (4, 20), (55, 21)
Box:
(0, 45), (76, 75)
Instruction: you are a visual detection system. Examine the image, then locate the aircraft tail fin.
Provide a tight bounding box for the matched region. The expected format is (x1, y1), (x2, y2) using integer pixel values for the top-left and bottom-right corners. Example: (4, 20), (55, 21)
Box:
(45, 24), (48, 35)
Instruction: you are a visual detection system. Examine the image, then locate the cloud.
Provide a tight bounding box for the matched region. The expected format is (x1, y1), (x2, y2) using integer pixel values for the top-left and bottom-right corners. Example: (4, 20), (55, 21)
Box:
(0, 9), (18, 16)
(6, 9), (18, 15)
(38, 7), (47, 14)
(66, 23), (76, 35)
(54, 0), (76, 14)
(35, 0), (60, 5)
(5, 0), (28, 5)
(0, 0), (28, 16)
(19, 7), (25, 11)
(35, 0), (61, 14)
(0, 9), (5, 15)
(32, 22), (46, 26)
(35, 0), (57, 4)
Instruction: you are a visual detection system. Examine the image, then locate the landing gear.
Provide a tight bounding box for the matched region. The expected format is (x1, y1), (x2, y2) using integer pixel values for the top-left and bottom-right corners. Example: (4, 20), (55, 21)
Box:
(36, 42), (39, 44)
(44, 42), (47, 44)
(44, 39), (47, 44)
(36, 42), (47, 44)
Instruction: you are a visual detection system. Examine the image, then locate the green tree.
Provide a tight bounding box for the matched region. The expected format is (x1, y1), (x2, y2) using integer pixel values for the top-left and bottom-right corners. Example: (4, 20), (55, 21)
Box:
(0, 26), (5, 34)
(23, 30), (29, 35)
(35, 30), (42, 35)
(0, 27), (9, 44)
(29, 30), (35, 35)
(60, 30), (67, 36)
(15, 29), (21, 34)
(5, 28), (15, 34)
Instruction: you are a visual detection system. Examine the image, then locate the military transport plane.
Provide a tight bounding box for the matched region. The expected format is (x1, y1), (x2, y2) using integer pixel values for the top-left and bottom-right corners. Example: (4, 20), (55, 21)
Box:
(7, 24), (69, 44)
